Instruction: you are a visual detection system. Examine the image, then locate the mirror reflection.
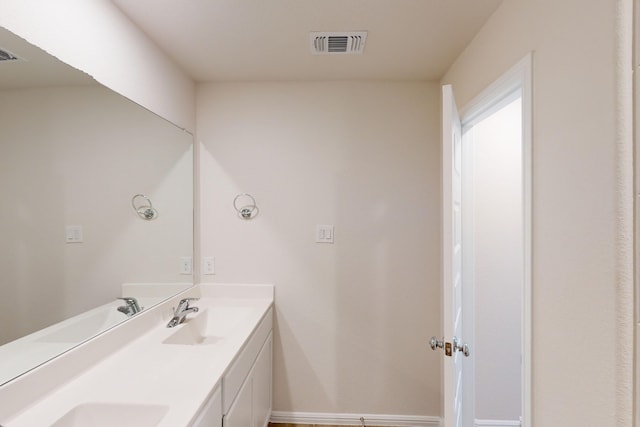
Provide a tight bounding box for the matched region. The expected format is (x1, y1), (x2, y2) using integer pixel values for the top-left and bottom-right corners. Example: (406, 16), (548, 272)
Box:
(0, 27), (194, 385)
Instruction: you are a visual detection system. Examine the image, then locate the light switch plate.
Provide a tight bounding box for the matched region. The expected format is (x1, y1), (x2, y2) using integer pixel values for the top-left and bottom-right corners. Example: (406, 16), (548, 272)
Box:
(316, 225), (334, 243)
(65, 225), (83, 243)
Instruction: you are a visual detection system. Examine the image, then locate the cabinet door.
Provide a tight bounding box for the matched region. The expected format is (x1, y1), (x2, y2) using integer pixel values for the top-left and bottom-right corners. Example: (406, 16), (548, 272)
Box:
(224, 376), (252, 427)
(252, 335), (272, 427)
(192, 386), (222, 427)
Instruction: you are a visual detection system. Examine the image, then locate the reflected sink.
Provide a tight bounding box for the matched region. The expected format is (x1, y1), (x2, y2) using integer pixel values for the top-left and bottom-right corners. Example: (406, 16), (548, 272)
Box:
(37, 306), (128, 344)
(163, 305), (253, 346)
(51, 403), (168, 427)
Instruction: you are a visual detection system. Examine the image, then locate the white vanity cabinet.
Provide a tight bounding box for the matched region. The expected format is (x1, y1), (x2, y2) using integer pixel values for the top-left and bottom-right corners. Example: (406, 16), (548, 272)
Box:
(191, 386), (222, 427)
(223, 308), (273, 427)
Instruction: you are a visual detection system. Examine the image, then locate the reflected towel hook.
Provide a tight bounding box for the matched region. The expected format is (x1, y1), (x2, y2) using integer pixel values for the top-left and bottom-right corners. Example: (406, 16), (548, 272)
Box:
(131, 194), (158, 220)
(233, 193), (259, 220)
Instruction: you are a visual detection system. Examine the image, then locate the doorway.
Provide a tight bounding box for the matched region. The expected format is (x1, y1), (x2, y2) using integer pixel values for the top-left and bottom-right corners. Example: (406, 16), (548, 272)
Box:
(462, 92), (523, 427)
(439, 54), (532, 427)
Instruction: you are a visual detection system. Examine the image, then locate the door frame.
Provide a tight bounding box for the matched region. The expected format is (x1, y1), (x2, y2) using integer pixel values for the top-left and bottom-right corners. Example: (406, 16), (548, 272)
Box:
(453, 52), (533, 427)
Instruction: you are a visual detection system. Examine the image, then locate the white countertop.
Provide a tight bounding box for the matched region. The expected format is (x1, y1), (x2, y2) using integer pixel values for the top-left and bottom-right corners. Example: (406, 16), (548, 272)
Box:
(2, 284), (273, 427)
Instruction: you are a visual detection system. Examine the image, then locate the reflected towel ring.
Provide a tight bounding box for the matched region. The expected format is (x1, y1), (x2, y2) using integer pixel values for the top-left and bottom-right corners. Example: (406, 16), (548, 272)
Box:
(233, 193), (259, 220)
(132, 194), (158, 220)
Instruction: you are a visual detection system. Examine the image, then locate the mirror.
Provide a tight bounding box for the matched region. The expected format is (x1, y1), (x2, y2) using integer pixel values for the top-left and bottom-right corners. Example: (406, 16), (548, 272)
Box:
(0, 27), (194, 385)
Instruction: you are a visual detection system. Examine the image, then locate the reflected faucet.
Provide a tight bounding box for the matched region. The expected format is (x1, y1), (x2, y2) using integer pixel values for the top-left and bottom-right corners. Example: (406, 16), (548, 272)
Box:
(167, 298), (199, 328)
(117, 297), (142, 317)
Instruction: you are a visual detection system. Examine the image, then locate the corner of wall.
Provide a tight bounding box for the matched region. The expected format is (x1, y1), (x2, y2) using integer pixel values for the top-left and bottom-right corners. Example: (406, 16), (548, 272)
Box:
(0, 0), (196, 132)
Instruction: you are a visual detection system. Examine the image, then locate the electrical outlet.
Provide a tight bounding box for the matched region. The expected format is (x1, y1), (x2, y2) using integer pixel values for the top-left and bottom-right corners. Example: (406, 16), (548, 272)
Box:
(203, 257), (215, 275)
(179, 257), (192, 275)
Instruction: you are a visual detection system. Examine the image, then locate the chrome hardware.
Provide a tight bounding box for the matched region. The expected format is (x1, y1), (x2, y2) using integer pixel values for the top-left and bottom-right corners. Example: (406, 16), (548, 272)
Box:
(431, 336), (470, 357)
(233, 193), (259, 220)
(131, 194), (158, 220)
(167, 297), (199, 328)
(429, 336), (444, 351)
(453, 337), (471, 357)
(117, 297), (142, 317)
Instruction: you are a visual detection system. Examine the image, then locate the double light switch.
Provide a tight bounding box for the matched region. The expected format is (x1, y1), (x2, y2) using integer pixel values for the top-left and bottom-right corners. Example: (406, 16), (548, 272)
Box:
(316, 225), (334, 243)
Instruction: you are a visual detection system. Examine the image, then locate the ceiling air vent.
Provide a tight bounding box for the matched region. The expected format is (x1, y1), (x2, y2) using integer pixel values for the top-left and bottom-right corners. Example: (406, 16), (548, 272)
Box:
(0, 47), (19, 62)
(310, 32), (367, 55)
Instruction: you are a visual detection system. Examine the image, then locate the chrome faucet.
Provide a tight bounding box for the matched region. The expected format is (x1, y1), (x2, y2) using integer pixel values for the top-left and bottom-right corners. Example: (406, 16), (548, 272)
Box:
(167, 298), (199, 328)
(117, 297), (142, 317)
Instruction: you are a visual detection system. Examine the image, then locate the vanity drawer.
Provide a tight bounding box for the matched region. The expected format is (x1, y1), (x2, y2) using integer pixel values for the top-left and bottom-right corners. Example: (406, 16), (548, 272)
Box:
(222, 307), (273, 414)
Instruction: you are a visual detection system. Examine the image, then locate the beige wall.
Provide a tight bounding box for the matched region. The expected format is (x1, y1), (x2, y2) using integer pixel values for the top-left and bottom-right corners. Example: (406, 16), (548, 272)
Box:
(443, 0), (632, 425)
(197, 81), (441, 415)
(2, 1), (634, 423)
(0, 85), (193, 343)
(0, 0), (196, 132)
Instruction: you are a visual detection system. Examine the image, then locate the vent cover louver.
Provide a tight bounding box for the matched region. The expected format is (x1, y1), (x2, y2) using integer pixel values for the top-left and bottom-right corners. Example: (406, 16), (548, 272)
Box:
(0, 47), (18, 62)
(310, 32), (367, 55)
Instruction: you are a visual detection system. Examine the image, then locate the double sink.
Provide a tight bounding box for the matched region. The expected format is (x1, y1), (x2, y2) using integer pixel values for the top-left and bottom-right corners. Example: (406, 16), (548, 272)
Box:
(4, 284), (274, 427)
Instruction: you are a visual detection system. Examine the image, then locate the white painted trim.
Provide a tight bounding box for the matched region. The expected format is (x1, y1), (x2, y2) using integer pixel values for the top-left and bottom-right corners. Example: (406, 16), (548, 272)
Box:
(616, 0), (634, 425)
(460, 54), (531, 123)
(520, 52), (533, 427)
(474, 419), (521, 427)
(270, 411), (442, 426)
(459, 52), (533, 427)
(460, 132), (476, 427)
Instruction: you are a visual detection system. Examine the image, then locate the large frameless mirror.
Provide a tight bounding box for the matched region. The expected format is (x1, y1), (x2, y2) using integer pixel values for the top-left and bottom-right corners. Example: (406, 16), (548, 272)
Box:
(0, 26), (194, 385)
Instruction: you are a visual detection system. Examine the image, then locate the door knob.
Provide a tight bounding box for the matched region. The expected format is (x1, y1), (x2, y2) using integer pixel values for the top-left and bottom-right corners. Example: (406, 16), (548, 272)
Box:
(453, 337), (470, 357)
(429, 336), (444, 351)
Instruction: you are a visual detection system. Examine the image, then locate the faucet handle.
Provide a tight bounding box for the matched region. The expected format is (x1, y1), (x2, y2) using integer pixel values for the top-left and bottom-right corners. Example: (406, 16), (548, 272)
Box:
(173, 297), (199, 315)
(117, 297), (143, 316)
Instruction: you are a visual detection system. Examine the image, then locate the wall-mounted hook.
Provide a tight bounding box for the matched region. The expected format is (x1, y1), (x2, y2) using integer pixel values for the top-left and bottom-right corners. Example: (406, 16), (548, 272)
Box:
(233, 193), (259, 220)
(131, 194), (158, 220)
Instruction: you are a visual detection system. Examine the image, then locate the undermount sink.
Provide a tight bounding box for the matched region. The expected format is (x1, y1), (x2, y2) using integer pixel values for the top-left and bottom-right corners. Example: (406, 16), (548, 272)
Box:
(163, 305), (254, 346)
(163, 309), (223, 345)
(51, 403), (168, 427)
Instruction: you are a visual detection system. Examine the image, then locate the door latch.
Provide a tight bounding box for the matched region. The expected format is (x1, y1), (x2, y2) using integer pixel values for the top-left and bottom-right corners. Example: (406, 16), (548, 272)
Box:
(444, 341), (453, 357)
(430, 336), (469, 358)
(430, 337), (453, 357)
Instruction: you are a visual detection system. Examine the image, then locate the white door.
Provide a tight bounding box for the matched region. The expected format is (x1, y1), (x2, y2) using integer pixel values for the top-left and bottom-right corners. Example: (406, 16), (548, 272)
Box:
(431, 84), (470, 427)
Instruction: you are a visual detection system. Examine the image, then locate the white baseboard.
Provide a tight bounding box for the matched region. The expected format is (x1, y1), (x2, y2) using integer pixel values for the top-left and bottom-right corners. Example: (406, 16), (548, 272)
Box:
(270, 411), (441, 426)
(475, 419), (521, 427)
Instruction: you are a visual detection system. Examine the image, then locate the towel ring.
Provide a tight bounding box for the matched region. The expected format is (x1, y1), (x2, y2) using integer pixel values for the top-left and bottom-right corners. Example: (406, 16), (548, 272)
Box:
(233, 193), (259, 220)
(132, 194), (158, 220)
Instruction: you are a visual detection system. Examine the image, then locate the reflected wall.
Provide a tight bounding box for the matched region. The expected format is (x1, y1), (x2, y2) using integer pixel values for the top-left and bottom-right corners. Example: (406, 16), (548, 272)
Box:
(0, 84), (193, 346)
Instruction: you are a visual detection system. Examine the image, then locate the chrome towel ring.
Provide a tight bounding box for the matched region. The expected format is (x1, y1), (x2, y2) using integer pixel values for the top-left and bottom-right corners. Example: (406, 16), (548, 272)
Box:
(233, 193), (259, 220)
(131, 194), (158, 220)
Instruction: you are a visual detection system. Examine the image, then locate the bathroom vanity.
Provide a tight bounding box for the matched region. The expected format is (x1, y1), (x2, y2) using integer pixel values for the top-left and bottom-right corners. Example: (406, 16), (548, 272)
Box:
(0, 283), (274, 427)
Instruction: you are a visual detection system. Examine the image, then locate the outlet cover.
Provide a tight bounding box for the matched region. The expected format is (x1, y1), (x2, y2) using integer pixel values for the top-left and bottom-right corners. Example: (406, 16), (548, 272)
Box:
(203, 257), (215, 275)
(179, 257), (192, 275)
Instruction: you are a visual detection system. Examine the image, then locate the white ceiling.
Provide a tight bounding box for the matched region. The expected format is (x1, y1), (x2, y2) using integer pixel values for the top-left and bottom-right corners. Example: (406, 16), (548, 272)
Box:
(0, 27), (96, 90)
(111, 0), (502, 83)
